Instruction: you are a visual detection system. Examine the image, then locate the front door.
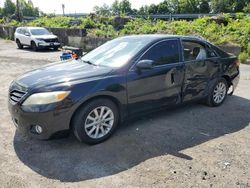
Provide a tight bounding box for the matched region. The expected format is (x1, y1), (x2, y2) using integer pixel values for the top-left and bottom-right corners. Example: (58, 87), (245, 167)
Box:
(127, 39), (184, 114)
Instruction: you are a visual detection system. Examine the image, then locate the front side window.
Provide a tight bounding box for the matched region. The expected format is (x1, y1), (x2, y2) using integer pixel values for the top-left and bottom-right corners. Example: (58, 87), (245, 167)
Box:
(182, 41), (207, 61)
(141, 40), (180, 66)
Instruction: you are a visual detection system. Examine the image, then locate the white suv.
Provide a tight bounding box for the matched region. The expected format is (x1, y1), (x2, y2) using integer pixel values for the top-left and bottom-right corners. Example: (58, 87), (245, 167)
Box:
(14, 27), (61, 51)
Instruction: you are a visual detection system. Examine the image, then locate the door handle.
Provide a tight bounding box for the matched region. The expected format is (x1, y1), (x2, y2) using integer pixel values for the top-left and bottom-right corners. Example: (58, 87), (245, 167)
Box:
(171, 72), (175, 84)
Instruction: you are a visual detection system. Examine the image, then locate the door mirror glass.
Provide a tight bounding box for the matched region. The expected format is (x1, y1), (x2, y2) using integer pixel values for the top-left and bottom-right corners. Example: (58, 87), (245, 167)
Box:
(136, 60), (154, 69)
(24, 32), (30, 36)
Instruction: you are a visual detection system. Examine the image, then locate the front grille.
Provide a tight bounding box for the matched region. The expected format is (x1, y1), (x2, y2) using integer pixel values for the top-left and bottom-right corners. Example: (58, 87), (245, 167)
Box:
(9, 90), (26, 104)
(43, 38), (58, 43)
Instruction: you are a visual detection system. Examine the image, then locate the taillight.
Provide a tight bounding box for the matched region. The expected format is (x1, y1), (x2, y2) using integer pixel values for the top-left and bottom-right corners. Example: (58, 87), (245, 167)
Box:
(234, 59), (240, 67)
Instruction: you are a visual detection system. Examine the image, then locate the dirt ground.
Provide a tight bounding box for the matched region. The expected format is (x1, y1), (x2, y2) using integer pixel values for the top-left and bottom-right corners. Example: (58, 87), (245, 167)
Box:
(0, 39), (249, 188)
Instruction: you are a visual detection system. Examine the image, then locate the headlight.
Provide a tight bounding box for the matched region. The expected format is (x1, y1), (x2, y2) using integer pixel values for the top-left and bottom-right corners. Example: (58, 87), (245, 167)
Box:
(22, 91), (70, 106)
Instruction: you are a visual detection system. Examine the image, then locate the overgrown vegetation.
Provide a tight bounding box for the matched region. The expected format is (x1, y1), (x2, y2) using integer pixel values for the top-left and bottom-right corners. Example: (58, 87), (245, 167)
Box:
(94, 0), (250, 15)
(0, 14), (250, 62)
(0, 0), (39, 17)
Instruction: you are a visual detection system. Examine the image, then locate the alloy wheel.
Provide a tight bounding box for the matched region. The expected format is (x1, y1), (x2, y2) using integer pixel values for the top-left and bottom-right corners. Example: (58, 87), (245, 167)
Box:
(213, 82), (227, 104)
(84, 106), (114, 139)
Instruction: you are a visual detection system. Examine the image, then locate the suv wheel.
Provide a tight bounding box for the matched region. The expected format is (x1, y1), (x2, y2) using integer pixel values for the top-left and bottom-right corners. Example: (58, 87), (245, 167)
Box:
(72, 98), (119, 144)
(16, 39), (23, 49)
(206, 78), (228, 107)
(31, 41), (38, 51)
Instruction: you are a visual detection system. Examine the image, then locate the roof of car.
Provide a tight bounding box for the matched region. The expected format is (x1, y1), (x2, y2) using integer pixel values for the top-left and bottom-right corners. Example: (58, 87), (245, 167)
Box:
(120, 34), (207, 43)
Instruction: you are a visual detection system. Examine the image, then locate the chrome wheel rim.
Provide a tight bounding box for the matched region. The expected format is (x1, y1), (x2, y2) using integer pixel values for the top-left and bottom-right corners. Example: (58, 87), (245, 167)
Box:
(84, 106), (114, 139)
(213, 82), (226, 104)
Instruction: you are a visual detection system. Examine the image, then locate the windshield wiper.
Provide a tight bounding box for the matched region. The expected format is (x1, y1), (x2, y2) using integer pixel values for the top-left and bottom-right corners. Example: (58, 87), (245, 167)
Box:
(81, 60), (96, 66)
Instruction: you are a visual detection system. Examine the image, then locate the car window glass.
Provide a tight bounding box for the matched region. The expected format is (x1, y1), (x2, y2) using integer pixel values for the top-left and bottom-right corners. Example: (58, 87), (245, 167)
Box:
(141, 40), (180, 66)
(206, 46), (217, 58)
(18, 29), (23, 34)
(182, 41), (207, 61)
(82, 37), (154, 68)
(23, 28), (28, 35)
(30, 28), (50, 35)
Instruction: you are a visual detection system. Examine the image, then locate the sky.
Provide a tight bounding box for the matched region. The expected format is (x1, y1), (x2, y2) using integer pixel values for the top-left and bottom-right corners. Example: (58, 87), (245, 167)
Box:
(0, 0), (163, 14)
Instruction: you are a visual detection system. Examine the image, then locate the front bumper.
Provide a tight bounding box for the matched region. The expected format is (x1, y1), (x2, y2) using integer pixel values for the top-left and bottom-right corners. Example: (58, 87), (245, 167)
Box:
(37, 42), (61, 48)
(8, 102), (72, 139)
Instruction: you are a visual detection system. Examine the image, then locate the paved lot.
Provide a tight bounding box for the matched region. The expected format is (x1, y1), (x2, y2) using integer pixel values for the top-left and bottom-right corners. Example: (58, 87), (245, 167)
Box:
(0, 39), (249, 188)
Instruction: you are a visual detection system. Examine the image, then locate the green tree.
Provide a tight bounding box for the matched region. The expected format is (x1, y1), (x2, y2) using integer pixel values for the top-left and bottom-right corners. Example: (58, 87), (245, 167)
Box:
(93, 4), (111, 16)
(111, 0), (133, 15)
(211, 0), (248, 13)
(199, 0), (210, 13)
(157, 1), (170, 14)
(2, 0), (16, 16)
(243, 3), (250, 12)
(20, 0), (39, 17)
(148, 4), (158, 14)
(138, 6), (149, 15)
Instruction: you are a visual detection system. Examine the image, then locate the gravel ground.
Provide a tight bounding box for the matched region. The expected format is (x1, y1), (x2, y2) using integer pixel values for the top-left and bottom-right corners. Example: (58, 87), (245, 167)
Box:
(0, 39), (249, 188)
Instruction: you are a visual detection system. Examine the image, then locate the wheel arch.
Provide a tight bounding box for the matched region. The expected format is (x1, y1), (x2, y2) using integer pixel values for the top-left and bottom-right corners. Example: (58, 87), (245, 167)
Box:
(31, 40), (36, 45)
(69, 95), (125, 130)
(222, 75), (232, 87)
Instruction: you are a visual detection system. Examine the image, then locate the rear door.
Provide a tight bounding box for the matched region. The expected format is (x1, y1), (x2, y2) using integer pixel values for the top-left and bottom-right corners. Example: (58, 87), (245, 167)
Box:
(22, 28), (31, 45)
(181, 40), (220, 102)
(127, 39), (185, 114)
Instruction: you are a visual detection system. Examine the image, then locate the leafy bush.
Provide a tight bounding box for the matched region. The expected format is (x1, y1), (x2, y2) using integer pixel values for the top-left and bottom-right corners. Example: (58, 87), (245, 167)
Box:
(1, 14), (249, 62)
(247, 43), (250, 55)
(9, 20), (20, 26)
(27, 16), (72, 28)
(239, 52), (248, 63)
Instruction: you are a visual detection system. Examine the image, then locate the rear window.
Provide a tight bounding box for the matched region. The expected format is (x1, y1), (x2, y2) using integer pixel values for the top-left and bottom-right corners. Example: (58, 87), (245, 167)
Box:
(211, 45), (230, 58)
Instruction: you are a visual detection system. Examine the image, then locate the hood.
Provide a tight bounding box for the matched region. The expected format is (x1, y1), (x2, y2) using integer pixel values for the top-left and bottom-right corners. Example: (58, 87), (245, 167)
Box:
(33, 34), (58, 39)
(16, 60), (113, 89)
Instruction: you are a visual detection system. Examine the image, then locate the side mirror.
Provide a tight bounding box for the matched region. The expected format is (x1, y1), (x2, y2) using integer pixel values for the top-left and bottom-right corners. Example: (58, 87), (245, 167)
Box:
(24, 32), (30, 36)
(136, 60), (154, 70)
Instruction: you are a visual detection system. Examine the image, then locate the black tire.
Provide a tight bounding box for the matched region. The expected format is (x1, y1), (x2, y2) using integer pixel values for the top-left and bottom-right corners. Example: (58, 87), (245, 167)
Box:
(206, 78), (228, 107)
(72, 98), (119, 144)
(16, 39), (23, 49)
(31, 41), (38, 51)
(53, 46), (59, 51)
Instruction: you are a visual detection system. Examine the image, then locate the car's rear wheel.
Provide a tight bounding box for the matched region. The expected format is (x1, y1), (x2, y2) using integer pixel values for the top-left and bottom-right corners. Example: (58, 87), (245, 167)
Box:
(31, 41), (38, 51)
(16, 39), (23, 49)
(72, 98), (119, 144)
(206, 78), (228, 107)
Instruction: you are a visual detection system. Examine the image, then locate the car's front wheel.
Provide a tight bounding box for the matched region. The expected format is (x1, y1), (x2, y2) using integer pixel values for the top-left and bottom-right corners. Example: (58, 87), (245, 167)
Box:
(206, 78), (228, 107)
(31, 41), (38, 51)
(16, 39), (23, 49)
(72, 98), (119, 144)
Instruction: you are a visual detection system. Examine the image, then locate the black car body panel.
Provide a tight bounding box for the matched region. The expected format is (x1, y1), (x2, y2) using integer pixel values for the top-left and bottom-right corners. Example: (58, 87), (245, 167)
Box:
(8, 35), (240, 139)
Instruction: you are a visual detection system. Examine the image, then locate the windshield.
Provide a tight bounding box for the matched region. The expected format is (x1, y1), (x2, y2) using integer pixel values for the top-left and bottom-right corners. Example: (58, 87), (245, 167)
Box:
(81, 37), (153, 68)
(30, 28), (51, 35)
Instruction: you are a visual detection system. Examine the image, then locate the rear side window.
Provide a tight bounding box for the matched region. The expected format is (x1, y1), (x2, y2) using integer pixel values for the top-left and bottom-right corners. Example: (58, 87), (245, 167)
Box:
(141, 40), (180, 66)
(16, 28), (23, 34)
(211, 45), (230, 58)
(182, 41), (207, 61)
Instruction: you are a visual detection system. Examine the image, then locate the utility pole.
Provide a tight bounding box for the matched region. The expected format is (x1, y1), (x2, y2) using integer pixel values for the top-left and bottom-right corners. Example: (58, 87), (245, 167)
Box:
(62, 4), (65, 16)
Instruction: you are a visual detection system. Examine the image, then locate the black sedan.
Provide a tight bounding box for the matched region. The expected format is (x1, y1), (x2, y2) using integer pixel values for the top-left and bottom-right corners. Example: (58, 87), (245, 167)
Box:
(8, 35), (240, 144)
